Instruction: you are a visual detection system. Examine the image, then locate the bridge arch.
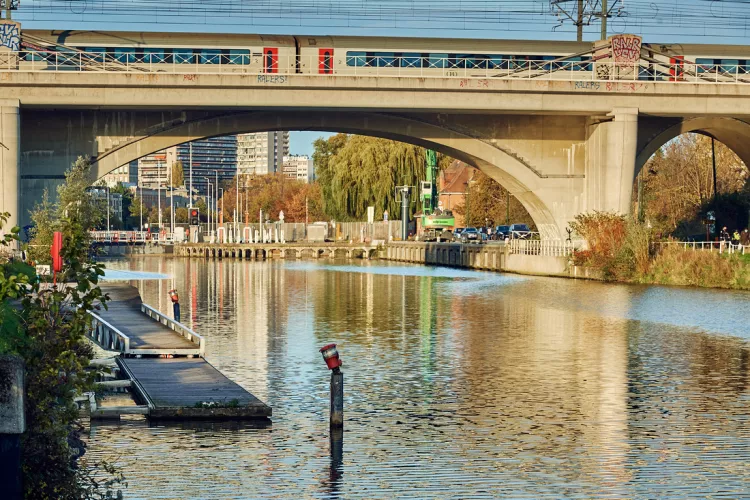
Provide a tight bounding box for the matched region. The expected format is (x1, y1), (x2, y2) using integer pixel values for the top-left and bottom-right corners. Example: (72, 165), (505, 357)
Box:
(92, 111), (562, 238)
(637, 117), (750, 175)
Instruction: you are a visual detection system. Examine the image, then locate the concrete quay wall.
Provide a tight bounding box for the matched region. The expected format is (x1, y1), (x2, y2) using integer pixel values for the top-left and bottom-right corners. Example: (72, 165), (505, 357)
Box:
(175, 243), (377, 260)
(383, 242), (586, 279)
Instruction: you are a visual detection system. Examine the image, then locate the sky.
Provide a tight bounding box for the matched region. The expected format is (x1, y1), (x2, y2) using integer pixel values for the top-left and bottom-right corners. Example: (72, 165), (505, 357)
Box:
(10, 0), (750, 156)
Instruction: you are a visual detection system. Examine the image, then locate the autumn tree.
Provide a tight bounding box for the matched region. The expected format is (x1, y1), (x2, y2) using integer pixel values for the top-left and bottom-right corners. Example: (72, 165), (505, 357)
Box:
(171, 161), (185, 187)
(453, 169), (535, 229)
(638, 133), (749, 237)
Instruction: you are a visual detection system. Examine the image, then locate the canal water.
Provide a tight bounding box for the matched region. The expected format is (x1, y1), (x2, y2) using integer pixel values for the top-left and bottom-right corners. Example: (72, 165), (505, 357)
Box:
(93, 257), (750, 499)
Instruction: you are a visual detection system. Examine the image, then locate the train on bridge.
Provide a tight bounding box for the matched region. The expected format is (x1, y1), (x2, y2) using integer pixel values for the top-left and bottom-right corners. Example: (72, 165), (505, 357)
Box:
(18, 30), (750, 82)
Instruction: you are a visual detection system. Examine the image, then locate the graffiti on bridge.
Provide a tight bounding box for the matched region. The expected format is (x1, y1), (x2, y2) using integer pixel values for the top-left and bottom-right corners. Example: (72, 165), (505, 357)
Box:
(0, 21), (20, 52)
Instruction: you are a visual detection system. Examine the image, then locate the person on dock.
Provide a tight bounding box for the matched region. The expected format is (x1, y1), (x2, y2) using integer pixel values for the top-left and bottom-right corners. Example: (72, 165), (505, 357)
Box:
(168, 289), (181, 322)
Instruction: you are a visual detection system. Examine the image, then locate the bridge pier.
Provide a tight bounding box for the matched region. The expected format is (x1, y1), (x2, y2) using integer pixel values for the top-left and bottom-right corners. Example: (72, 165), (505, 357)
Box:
(586, 108), (639, 215)
(0, 99), (19, 231)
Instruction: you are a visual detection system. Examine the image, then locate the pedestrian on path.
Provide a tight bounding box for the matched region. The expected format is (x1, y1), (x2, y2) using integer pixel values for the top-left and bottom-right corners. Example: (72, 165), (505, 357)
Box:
(741, 228), (750, 246)
(733, 230), (741, 244)
(720, 227), (730, 241)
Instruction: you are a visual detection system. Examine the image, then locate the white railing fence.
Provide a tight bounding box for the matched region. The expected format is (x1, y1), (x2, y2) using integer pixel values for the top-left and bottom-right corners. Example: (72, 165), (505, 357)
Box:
(652, 241), (747, 255)
(508, 239), (580, 257)
(141, 304), (205, 357)
(2, 50), (748, 85)
(88, 312), (131, 354)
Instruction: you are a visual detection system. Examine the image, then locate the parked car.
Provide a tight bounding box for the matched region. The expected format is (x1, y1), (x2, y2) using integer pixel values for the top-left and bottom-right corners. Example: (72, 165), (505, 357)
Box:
(509, 223), (531, 239)
(453, 227), (465, 238)
(493, 225), (510, 240)
(460, 227), (481, 243)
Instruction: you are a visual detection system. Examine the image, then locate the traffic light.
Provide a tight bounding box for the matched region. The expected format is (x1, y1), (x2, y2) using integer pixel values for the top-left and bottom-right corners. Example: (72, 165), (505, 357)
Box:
(190, 208), (200, 225)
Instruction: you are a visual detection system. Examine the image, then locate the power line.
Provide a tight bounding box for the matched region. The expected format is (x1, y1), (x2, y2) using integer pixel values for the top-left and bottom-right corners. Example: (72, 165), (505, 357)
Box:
(11, 0), (750, 41)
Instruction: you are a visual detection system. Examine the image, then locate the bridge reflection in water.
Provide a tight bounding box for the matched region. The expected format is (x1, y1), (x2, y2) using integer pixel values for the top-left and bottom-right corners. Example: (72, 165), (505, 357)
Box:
(91, 257), (750, 498)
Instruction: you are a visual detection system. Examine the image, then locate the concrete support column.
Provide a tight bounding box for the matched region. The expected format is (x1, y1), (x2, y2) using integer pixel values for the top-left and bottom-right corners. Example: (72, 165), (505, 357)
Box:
(0, 100), (20, 231)
(585, 108), (639, 214)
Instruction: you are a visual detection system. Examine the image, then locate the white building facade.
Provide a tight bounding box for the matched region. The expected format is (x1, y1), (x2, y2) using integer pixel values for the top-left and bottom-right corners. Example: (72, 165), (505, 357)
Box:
(237, 132), (290, 176)
(282, 155), (314, 183)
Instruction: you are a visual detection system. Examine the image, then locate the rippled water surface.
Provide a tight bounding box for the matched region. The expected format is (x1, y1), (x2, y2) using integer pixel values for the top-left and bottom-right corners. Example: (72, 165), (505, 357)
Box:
(93, 257), (750, 499)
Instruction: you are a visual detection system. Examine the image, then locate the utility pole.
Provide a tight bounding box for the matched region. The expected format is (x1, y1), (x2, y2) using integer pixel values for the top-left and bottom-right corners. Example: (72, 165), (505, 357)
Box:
(577, 0), (584, 42)
(712, 137), (718, 203)
(601, 0), (608, 39)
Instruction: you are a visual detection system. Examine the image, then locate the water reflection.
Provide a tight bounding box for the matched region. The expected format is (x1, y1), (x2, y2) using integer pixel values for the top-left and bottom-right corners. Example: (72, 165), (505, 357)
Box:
(92, 257), (750, 498)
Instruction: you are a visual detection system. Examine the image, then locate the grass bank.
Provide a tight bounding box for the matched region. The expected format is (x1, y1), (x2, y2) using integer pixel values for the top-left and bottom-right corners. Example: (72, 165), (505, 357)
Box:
(571, 212), (750, 291)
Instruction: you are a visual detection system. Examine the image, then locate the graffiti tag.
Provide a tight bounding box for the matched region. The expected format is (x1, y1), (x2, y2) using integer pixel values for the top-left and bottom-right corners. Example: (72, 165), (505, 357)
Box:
(257, 75), (287, 84)
(0, 21), (21, 52)
(574, 81), (601, 90)
(611, 34), (642, 63)
(458, 78), (489, 88)
(183, 74), (198, 81)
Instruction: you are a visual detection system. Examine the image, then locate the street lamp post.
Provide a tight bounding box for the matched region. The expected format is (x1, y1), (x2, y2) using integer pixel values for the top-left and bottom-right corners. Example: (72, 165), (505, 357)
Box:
(106, 186), (110, 231)
(157, 161), (162, 230)
(170, 163), (175, 236)
(139, 183), (143, 232)
(219, 188), (224, 243)
(204, 177), (212, 241)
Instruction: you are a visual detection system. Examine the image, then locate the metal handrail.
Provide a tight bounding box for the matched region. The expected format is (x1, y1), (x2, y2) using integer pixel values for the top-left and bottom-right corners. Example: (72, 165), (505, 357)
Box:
(652, 240), (747, 255)
(2, 50), (749, 84)
(88, 311), (131, 354)
(140, 303), (205, 357)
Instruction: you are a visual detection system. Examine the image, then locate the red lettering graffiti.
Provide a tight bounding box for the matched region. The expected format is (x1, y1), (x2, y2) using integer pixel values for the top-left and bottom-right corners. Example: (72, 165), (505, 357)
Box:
(611, 35), (642, 63)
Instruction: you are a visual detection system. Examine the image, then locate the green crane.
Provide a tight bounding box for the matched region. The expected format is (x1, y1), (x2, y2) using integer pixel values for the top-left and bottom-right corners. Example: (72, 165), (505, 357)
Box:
(420, 150), (455, 239)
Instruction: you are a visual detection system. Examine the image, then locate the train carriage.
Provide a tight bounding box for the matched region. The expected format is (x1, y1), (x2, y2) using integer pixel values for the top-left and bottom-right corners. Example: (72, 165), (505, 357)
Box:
(16, 30), (750, 83)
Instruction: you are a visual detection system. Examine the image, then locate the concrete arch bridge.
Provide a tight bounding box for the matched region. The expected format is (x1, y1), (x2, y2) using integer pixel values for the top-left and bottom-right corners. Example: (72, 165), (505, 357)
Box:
(3, 70), (750, 237)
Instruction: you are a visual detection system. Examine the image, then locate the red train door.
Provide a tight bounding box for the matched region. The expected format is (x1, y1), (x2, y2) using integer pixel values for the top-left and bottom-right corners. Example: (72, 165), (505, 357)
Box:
(264, 47), (278, 73)
(669, 56), (684, 81)
(318, 48), (334, 74)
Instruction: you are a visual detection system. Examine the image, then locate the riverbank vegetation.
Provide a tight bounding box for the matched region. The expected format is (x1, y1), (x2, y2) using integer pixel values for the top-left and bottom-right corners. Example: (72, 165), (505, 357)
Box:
(1, 157), (125, 498)
(638, 133), (749, 238)
(571, 211), (750, 290)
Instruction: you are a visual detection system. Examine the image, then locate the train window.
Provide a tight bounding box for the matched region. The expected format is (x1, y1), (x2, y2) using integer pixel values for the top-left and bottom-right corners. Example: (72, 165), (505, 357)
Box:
(113, 47), (136, 64)
(447, 54), (470, 69)
(696, 58), (716, 74)
(200, 49), (222, 64)
(173, 49), (195, 64)
(143, 48), (166, 64)
(401, 53), (421, 68)
(376, 52), (396, 67)
(719, 59), (740, 74)
(346, 51), (367, 67)
(427, 53), (448, 69)
(85, 47), (106, 63)
(468, 55), (490, 70)
(489, 55), (509, 70)
(229, 49), (250, 65)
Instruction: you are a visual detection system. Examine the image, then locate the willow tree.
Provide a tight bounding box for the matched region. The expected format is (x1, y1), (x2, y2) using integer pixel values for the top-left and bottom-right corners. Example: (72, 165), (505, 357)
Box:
(314, 134), (435, 221)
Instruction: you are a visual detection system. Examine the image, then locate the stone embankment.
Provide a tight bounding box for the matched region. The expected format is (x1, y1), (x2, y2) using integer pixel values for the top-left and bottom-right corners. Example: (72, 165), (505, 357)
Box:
(382, 242), (601, 280)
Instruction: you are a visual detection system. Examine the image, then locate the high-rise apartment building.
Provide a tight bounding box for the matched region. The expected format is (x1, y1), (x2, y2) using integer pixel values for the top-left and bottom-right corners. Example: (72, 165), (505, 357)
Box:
(100, 163), (138, 187)
(282, 155), (314, 183)
(237, 132), (290, 176)
(137, 136), (237, 196)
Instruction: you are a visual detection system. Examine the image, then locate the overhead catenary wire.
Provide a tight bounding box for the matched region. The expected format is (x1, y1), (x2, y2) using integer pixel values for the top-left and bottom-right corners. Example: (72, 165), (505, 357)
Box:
(11, 0), (750, 41)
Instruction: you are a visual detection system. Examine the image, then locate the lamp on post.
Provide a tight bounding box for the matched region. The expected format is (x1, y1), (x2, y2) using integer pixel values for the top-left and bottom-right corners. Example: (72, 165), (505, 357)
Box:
(203, 177), (212, 240)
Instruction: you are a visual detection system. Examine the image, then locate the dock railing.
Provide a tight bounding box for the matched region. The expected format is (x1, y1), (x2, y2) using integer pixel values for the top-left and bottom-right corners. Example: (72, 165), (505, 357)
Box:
(140, 304), (205, 357)
(88, 312), (131, 354)
(508, 239), (579, 257)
